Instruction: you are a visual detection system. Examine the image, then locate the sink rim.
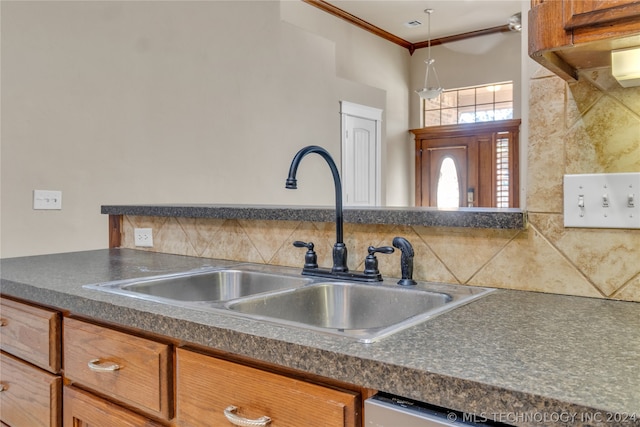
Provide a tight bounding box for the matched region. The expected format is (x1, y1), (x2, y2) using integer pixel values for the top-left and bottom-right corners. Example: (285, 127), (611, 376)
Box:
(83, 265), (494, 343)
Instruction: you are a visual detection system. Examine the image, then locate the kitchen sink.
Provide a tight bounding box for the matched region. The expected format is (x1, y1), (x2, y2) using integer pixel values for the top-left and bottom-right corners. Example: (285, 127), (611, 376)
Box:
(84, 268), (313, 305)
(226, 281), (491, 342)
(85, 266), (493, 342)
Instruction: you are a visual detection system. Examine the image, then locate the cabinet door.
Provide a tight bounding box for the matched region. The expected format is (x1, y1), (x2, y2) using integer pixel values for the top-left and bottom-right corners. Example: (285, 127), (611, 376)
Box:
(175, 348), (360, 427)
(63, 386), (164, 427)
(0, 297), (61, 373)
(63, 318), (172, 420)
(0, 352), (61, 427)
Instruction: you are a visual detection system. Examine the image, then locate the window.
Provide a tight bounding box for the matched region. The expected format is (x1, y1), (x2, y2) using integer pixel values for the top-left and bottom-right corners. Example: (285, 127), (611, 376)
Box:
(423, 82), (513, 127)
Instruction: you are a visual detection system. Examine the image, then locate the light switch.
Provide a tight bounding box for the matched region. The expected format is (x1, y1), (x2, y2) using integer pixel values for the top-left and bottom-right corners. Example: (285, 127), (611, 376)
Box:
(33, 190), (62, 210)
(564, 173), (640, 229)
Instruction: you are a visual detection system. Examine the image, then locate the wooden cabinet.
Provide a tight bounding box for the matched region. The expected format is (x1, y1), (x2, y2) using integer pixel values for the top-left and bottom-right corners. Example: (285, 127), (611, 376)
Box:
(529, 0), (640, 81)
(63, 386), (165, 427)
(63, 317), (172, 420)
(1, 296), (366, 427)
(175, 348), (360, 427)
(0, 296), (62, 427)
(0, 297), (61, 373)
(0, 352), (61, 427)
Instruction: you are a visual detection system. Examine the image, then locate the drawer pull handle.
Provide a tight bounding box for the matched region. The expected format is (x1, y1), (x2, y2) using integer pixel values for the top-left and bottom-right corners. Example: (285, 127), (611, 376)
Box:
(224, 405), (271, 426)
(0, 383), (6, 392)
(87, 358), (121, 372)
(0, 318), (6, 326)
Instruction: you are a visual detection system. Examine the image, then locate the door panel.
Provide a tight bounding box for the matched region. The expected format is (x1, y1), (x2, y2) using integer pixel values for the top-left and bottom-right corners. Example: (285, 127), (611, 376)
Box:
(343, 115), (379, 206)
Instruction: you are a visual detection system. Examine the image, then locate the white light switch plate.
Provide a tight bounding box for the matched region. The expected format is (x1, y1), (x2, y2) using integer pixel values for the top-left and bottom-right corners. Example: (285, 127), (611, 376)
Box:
(33, 190), (62, 210)
(564, 173), (640, 229)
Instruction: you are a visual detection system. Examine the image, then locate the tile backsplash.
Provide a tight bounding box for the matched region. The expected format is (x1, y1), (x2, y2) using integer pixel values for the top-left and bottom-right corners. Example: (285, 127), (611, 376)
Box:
(121, 66), (640, 303)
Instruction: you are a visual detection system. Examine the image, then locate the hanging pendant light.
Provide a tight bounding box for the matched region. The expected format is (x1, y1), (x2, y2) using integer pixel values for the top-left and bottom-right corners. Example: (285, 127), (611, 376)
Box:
(416, 8), (443, 100)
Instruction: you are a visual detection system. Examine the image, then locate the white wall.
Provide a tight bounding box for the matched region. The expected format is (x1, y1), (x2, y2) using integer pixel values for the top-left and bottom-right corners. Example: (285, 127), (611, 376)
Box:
(0, 1), (410, 257)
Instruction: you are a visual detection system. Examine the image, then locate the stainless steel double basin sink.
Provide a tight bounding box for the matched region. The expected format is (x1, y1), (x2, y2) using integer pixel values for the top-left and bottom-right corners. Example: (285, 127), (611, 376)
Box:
(85, 266), (493, 343)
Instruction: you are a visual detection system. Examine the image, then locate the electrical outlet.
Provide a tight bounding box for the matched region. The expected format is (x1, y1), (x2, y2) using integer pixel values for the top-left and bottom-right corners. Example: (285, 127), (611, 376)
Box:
(134, 228), (153, 247)
(33, 190), (62, 210)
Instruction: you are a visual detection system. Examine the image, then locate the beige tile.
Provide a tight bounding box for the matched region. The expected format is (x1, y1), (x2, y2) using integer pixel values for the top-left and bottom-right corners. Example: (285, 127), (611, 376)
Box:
(190, 218), (227, 256)
(154, 217), (198, 257)
(201, 220), (264, 263)
(270, 221), (335, 269)
(530, 213), (640, 296)
(612, 274), (640, 302)
(343, 223), (398, 272)
(238, 220), (298, 263)
(580, 68), (640, 115)
(377, 226), (458, 284)
(566, 77), (602, 127)
(564, 120), (605, 174)
(469, 224), (602, 298)
(526, 77), (566, 213)
(415, 226), (519, 284)
(581, 96), (640, 172)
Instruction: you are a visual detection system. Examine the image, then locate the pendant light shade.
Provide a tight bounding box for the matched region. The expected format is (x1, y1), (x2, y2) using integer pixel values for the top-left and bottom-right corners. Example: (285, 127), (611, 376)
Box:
(416, 9), (443, 100)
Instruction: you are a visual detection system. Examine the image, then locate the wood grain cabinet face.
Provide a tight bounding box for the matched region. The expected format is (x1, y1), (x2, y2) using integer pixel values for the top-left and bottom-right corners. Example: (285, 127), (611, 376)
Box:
(0, 352), (61, 427)
(0, 297), (61, 373)
(63, 386), (164, 427)
(175, 348), (360, 427)
(63, 318), (172, 420)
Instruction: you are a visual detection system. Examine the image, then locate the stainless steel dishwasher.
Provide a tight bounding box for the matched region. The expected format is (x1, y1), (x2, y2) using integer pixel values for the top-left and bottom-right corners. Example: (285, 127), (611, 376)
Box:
(365, 393), (504, 426)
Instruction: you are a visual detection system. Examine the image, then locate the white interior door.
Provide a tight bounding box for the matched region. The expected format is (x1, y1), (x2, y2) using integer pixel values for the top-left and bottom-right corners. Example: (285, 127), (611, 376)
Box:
(340, 102), (382, 206)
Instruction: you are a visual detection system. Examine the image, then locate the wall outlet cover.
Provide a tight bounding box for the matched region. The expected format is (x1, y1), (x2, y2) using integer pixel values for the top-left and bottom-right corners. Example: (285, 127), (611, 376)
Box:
(134, 228), (153, 247)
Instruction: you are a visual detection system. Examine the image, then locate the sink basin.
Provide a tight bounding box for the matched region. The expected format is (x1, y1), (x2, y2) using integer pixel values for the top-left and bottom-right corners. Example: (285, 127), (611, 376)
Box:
(84, 268), (313, 305)
(85, 266), (493, 342)
(226, 282), (491, 342)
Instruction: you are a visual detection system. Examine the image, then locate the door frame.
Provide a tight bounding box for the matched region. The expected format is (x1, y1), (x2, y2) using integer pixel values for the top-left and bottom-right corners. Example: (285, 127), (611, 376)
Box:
(340, 101), (383, 206)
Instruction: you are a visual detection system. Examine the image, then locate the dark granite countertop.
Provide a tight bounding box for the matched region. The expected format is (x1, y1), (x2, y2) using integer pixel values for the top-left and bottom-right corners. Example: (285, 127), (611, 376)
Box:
(101, 204), (526, 229)
(1, 249), (638, 426)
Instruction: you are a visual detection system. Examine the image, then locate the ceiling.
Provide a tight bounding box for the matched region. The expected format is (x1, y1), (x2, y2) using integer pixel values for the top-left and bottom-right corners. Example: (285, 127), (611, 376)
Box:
(322, 1), (524, 44)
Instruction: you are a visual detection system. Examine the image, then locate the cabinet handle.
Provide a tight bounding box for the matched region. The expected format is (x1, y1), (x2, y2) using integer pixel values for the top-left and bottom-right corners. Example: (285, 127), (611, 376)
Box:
(87, 358), (121, 372)
(0, 318), (6, 326)
(0, 383), (7, 392)
(224, 405), (271, 426)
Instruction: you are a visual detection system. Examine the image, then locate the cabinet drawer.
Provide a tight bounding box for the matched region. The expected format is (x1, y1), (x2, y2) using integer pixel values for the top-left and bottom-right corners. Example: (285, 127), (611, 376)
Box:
(63, 386), (165, 427)
(176, 348), (359, 427)
(63, 318), (172, 420)
(0, 297), (61, 373)
(0, 351), (61, 427)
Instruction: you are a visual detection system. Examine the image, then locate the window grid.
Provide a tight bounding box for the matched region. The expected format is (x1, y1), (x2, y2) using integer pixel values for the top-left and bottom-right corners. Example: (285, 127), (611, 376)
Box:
(423, 82), (513, 127)
(496, 135), (510, 208)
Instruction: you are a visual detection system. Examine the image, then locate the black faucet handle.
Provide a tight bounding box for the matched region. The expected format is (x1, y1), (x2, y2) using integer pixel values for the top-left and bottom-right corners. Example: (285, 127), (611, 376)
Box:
(368, 245), (394, 255)
(363, 245), (395, 276)
(293, 240), (314, 250)
(293, 241), (318, 269)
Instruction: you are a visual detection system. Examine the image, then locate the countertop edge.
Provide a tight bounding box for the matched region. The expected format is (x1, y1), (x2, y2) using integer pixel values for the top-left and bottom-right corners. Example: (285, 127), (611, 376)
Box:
(100, 204), (526, 229)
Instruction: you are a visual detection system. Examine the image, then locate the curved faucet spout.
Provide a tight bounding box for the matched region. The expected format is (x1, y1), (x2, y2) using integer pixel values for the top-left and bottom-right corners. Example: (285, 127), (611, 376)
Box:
(286, 145), (347, 273)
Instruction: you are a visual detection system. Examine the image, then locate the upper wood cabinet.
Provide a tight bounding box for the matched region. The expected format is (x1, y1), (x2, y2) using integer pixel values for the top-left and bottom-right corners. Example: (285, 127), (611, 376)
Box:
(529, 0), (640, 81)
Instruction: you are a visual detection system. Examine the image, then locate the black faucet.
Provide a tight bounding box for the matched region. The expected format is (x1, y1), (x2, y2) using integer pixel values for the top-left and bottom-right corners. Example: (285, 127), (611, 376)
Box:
(287, 145), (394, 281)
(392, 237), (417, 286)
(286, 145), (348, 273)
